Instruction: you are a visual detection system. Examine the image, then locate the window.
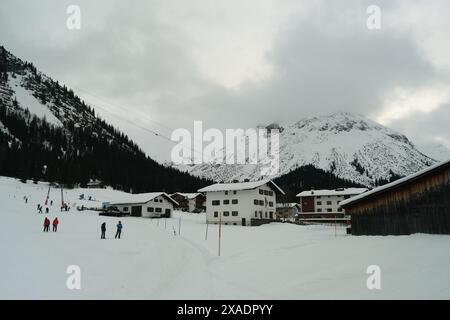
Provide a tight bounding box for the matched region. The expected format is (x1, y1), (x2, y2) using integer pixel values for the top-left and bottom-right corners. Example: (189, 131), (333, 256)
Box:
(225, 191), (228, 195)
(223, 199), (230, 205)
(259, 189), (264, 195)
(264, 190), (269, 195)
(232, 199), (238, 204)
(123, 207), (129, 212)
(327, 208), (332, 212)
(259, 200), (264, 206)
(155, 207), (162, 213)
(233, 191), (237, 195)
(232, 211), (238, 216)
(214, 211), (218, 218)
(269, 212), (273, 219)
(255, 211), (258, 217)
(269, 191), (273, 196)
(317, 209), (322, 212)
(317, 201), (322, 205)
(165, 209), (171, 215)
(254, 199), (259, 205)
(223, 211), (230, 217)
(233, 223), (237, 225)
(259, 211), (263, 218)
(160, 199), (163, 203)
(212, 200), (220, 206)
(269, 201), (273, 207)
(265, 212), (268, 218)
(326, 201), (332, 205)
(317, 196), (321, 199)
(337, 208), (343, 212)
(147, 207), (154, 212)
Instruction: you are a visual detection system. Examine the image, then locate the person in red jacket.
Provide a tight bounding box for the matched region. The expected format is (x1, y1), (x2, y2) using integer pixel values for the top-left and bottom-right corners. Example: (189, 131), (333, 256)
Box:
(52, 217), (59, 232)
(43, 217), (50, 232)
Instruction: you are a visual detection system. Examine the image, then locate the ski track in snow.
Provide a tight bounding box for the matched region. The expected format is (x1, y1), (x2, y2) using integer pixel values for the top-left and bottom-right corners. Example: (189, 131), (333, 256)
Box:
(1, 176), (450, 299)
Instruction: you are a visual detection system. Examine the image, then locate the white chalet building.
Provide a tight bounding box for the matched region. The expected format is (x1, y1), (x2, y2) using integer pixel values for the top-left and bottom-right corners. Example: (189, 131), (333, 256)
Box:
(108, 192), (178, 218)
(198, 179), (285, 226)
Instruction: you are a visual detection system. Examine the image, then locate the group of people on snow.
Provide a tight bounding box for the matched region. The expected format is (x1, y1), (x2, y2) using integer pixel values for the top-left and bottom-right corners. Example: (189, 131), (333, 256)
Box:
(35, 194), (124, 239)
(101, 221), (123, 239)
(43, 217), (59, 232)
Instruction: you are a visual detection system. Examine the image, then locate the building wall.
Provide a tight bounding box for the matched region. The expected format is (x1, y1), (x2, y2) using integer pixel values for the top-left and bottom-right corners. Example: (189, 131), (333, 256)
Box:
(300, 196), (315, 212)
(346, 165), (450, 215)
(205, 184), (277, 226)
(300, 194), (354, 213)
(344, 165), (450, 235)
(313, 194), (350, 213)
(115, 195), (174, 218)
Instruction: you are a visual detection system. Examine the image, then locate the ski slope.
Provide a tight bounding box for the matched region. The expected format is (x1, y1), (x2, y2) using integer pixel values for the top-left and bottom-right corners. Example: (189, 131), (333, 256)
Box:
(0, 176), (449, 299)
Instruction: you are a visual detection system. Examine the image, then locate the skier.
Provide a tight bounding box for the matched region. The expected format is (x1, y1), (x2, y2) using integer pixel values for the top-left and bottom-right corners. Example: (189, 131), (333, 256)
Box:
(101, 222), (106, 239)
(115, 221), (123, 239)
(43, 217), (50, 232)
(52, 217), (59, 232)
(50, 200), (53, 206)
(45, 207), (49, 214)
(37, 204), (43, 214)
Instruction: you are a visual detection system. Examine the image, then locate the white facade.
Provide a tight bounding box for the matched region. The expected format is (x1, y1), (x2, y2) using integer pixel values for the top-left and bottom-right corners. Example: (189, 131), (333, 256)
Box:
(110, 193), (177, 218)
(297, 188), (367, 214)
(199, 180), (283, 226)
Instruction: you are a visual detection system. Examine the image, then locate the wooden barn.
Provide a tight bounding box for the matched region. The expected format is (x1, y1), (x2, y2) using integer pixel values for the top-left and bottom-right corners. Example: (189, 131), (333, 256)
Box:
(340, 159), (450, 235)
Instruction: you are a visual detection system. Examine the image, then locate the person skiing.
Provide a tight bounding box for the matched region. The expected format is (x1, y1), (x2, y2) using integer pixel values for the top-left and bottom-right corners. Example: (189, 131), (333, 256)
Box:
(50, 200), (53, 206)
(115, 221), (123, 239)
(101, 222), (106, 239)
(43, 217), (50, 232)
(45, 207), (49, 214)
(37, 204), (42, 214)
(52, 217), (59, 232)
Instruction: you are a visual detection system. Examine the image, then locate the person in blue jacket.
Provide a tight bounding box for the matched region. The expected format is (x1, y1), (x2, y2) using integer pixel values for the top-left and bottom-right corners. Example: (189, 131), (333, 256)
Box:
(115, 221), (123, 239)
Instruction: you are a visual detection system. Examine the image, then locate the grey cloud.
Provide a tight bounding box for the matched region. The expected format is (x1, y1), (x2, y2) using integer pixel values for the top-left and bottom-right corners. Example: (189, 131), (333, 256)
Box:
(1, 0), (450, 160)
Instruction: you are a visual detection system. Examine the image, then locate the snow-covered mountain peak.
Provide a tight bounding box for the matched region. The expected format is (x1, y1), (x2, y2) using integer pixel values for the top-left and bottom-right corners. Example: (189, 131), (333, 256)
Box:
(176, 113), (436, 186)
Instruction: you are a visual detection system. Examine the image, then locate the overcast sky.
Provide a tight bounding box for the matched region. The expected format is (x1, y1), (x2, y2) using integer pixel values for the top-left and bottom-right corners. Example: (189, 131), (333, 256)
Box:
(1, 0), (450, 161)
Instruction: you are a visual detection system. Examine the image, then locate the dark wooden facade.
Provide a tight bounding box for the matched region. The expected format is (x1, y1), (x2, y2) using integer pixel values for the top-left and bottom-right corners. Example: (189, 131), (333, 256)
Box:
(300, 196), (315, 213)
(342, 161), (450, 235)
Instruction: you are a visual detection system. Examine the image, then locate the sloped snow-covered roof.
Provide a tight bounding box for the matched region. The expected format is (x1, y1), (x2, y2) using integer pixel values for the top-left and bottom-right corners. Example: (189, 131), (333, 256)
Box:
(296, 188), (368, 197)
(109, 192), (178, 206)
(340, 159), (450, 208)
(198, 179), (285, 195)
(172, 192), (202, 200)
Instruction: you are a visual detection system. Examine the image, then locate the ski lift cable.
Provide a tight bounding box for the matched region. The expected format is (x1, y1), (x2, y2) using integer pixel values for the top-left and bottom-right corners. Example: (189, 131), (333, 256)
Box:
(65, 83), (204, 157)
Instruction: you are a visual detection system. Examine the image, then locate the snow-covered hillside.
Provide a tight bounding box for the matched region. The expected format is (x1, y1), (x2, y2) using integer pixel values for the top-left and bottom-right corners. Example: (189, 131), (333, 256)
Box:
(177, 113), (436, 186)
(1, 176), (449, 299)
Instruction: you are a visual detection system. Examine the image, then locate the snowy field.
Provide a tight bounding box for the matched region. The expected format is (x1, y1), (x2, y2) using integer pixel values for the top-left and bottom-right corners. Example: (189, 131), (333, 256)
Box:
(1, 176), (449, 300)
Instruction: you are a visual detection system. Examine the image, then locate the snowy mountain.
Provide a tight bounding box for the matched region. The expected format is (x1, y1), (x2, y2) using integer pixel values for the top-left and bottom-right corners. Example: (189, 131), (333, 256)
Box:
(176, 113), (436, 186)
(0, 46), (210, 191)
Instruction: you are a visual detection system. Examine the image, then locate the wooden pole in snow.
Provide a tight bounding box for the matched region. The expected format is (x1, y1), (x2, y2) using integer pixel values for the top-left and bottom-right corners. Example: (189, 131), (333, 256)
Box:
(165, 217), (167, 229)
(205, 220), (209, 241)
(335, 214), (337, 237)
(178, 215), (181, 236)
(218, 212), (222, 257)
(61, 186), (64, 211)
